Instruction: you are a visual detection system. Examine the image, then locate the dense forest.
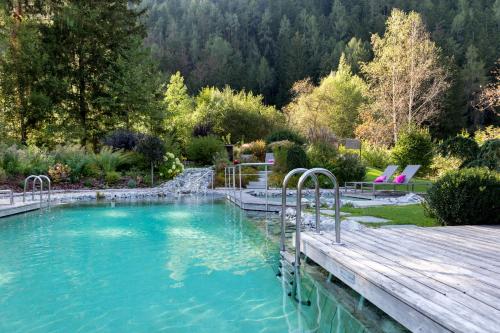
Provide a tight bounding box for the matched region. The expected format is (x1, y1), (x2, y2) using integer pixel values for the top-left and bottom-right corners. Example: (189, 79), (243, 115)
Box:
(143, 0), (500, 136)
(0, 0), (499, 149)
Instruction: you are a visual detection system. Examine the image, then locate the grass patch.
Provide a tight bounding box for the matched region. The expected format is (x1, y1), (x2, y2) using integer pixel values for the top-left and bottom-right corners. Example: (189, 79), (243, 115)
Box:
(341, 204), (439, 227)
(364, 167), (433, 193)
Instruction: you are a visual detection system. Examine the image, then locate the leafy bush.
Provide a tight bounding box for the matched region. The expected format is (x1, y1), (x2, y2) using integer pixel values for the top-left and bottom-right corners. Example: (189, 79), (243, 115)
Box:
(329, 154), (366, 185)
(102, 130), (138, 151)
(438, 135), (479, 165)
(429, 155), (462, 179)
(425, 168), (500, 225)
(474, 126), (499, 145)
(468, 139), (500, 171)
(286, 145), (308, 171)
(0, 145), (23, 175)
(48, 163), (71, 183)
(212, 151), (230, 172)
(392, 127), (433, 175)
(266, 129), (305, 145)
(248, 140), (267, 161)
(93, 146), (132, 174)
(307, 142), (338, 167)
(192, 122), (213, 137)
(269, 140), (294, 173)
(0, 167), (7, 181)
(186, 135), (225, 165)
(52, 145), (96, 181)
(135, 135), (166, 167)
(127, 179), (137, 188)
(104, 171), (121, 184)
(361, 142), (391, 169)
(159, 152), (184, 179)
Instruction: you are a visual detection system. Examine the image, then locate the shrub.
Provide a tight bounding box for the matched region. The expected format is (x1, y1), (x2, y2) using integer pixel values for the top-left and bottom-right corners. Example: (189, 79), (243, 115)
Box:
(266, 129), (305, 145)
(159, 152), (184, 180)
(249, 140), (267, 161)
(127, 179), (137, 188)
(93, 146), (132, 174)
(425, 168), (500, 225)
(307, 142), (338, 167)
(329, 154), (366, 185)
(213, 151), (230, 172)
(186, 135), (225, 165)
(48, 163), (71, 183)
(468, 139), (500, 171)
(52, 145), (96, 181)
(429, 155), (462, 179)
(104, 171), (121, 184)
(0, 167), (6, 181)
(269, 140), (294, 173)
(438, 135), (479, 165)
(102, 130), (138, 151)
(286, 145), (308, 171)
(1, 145), (23, 175)
(474, 126), (500, 145)
(135, 135), (166, 186)
(392, 126), (433, 175)
(192, 123), (213, 137)
(361, 142), (391, 169)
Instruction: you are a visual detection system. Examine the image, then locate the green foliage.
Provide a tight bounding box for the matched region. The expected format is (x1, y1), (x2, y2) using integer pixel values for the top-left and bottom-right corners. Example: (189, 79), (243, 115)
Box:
(307, 142), (338, 167)
(186, 136), (225, 166)
(195, 87), (284, 142)
(468, 139), (500, 171)
(135, 135), (166, 166)
(474, 126), (500, 145)
(269, 140), (294, 173)
(329, 155), (366, 185)
(103, 130), (138, 151)
(361, 143), (391, 169)
(425, 168), (500, 225)
(104, 171), (121, 185)
(438, 135), (479, 165)
(159, 152), (184, 180)
(48, 163), (71, 183)
(286, 145), (308, 171)
(52, 145), (96, 181)
(266, 129), (305, 145)
(247, 140), (267, 161)
(127, 178), (137, 188)
(93, 146), (132, 174)
(392, 127), (434, 175)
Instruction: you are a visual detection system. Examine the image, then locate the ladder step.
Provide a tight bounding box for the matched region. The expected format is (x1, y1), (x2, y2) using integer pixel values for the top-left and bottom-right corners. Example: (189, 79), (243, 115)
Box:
(280, 251), (295, 267)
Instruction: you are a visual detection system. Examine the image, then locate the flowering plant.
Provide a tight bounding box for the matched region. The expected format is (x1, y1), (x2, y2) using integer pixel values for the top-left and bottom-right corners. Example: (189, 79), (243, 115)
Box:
(48, 163), (71, 183)
(159, 152), (184, 179)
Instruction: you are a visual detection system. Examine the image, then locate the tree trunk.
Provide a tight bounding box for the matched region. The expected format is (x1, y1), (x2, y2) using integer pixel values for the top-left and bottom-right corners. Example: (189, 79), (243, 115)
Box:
(78, 54), (87, 146)
(150, 162), (154, 187)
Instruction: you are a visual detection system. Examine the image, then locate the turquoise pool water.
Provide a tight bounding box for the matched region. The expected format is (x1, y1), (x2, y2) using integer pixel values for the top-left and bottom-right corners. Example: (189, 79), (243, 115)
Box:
(0, 198), (403, 332)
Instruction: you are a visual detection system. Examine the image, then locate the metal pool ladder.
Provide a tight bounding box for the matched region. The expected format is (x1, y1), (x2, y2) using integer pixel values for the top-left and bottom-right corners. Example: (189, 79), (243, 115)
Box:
(279, 168), (341, 304)
(23, 175), (51, 207)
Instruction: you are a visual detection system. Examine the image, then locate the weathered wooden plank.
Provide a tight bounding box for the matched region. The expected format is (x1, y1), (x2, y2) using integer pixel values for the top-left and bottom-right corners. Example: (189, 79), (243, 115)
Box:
(360, 228), (500, 289)
(419, 227), (500, 251)
(302, 233), (496, 333)
(430, 226), (500, 245)
(301, 234), (452, 333)
(380, 228), (500, 270)
(320, 230), (500, 315)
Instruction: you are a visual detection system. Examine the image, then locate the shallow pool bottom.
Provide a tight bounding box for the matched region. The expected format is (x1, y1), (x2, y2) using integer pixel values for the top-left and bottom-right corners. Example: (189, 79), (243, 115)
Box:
(0, 198), (405, 332)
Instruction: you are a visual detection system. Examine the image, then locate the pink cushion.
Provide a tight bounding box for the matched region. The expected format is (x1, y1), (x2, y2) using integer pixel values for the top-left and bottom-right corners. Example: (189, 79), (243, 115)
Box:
(374, 175), (387, 183)
(393, 175), (406, 184)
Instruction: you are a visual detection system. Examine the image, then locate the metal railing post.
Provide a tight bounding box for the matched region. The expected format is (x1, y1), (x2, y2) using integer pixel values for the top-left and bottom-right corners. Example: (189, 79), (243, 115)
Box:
(265, 164), (268, 211)
(239, 165), (242, 204)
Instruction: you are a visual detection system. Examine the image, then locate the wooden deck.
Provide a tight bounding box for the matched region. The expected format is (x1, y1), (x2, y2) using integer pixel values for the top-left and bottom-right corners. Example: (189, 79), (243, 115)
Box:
(300, 225), (500, 333)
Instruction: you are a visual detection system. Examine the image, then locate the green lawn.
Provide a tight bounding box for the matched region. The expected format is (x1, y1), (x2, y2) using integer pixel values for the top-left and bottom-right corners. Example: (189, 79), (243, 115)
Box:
(364, 167), (433, 193)
(341, 204), (439, 227)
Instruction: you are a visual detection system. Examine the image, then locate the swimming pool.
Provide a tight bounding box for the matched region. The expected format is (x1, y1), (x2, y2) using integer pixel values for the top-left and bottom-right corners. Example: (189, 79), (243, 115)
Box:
(0, 198), (405, 332)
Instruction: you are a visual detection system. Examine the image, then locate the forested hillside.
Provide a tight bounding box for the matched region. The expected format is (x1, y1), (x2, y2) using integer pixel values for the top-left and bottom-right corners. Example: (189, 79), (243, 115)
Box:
(142, 0), (500, 135)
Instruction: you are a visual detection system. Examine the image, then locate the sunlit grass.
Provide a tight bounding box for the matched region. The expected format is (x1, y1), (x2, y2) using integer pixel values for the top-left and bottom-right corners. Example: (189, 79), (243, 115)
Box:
(341, 204), (439, 227)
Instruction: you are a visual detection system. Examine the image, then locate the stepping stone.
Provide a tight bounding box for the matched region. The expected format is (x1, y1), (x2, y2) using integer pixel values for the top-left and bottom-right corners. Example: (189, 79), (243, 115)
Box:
(320, 209), (351, 216)
(344, 216), (390, 223)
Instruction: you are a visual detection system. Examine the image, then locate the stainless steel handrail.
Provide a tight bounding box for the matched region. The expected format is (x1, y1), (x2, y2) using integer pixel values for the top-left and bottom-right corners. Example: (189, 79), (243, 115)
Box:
(23, 175), (43, 204)
(296, 168), (341, 266)
(280, 168), (320, 252)
(38, 175), (51, 206)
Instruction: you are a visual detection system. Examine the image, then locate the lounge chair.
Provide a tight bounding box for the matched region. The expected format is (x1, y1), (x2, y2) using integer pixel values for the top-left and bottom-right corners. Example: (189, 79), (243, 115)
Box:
(345, 165), (399, 194)
(390, 164), (421, 193)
